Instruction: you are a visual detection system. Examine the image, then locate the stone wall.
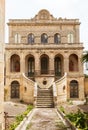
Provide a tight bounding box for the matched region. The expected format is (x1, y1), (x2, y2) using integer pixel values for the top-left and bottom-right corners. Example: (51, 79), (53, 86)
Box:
(0, 0), (5, 129)
(55, 74), (67, 103)
(84, 77), (88, 96)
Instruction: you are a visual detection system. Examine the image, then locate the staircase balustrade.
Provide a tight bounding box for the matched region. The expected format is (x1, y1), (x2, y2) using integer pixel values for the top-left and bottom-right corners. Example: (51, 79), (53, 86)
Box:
(34, 82), (37, 106)
(52, 82), (57, 107)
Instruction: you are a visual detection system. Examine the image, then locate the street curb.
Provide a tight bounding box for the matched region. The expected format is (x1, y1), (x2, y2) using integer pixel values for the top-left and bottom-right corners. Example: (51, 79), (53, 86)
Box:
(56, 108), (77, 130)
(15, 108), (35, 130)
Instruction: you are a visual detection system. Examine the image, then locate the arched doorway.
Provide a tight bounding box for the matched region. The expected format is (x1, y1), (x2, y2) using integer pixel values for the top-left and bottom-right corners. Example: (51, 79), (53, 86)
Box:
(28, 57), (35, 76)
(54, 55), (63, 77)
(70, 80), (79, 98)
(11, 81), (20, 98)
(41, 54), (49, 74)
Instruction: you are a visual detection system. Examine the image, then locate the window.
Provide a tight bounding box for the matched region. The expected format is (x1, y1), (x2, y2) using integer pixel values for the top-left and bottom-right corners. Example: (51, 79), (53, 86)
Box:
(28, 33), (34, 44)
(28, 57), (35, 76)
(70, 80), (79, 98)
(69, 54), (78, 72)
(67, 33), (73, 43)
(55, 57), (61, 76)
(54, 33), (61, 44)
(15, 33), (21, 43)
(41, 55), (49, 74)
(41, 33), (48, 43)
(10, 54), (20, 72)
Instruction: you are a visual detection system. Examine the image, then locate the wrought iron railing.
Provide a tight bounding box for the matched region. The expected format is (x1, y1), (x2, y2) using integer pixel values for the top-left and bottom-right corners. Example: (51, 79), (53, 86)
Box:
(25, 70), (63, 77)
(25, 70), (55, 77)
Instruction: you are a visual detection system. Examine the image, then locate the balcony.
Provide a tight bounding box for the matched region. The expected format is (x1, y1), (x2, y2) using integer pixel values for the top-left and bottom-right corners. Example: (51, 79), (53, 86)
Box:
(5, 43), (84, 50)
(25, 70), (63, 78)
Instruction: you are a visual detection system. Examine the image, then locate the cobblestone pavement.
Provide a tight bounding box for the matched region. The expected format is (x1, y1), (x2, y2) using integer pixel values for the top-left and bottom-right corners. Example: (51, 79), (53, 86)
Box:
(27, 108), (68, 130)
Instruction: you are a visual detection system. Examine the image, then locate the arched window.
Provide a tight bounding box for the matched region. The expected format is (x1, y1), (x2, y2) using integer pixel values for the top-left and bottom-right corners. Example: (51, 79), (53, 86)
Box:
(11, 81), (20, 98)
(10, 54), (20, 72)
(69, 54), (78, 72)
(41, 33), (48, 43)
(67, 33), (73, 43)
(28, 57), (35, 76)
(55, 57), (61, 76)
(70, 80), (79, 98)
(15, 33), (21, 43)
(54, 33), (61, 44)
(41, 55), (49, 74)
(28, 33), (34, 44)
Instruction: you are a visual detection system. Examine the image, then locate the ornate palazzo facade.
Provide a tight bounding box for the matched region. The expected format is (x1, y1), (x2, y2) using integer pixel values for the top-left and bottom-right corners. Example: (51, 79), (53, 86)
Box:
(0, 0), (5, 129)
(5, 9), (85, 105)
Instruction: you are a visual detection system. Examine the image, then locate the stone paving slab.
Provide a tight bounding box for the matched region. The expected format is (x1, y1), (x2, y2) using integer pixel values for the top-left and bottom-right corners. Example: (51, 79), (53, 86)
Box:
(26, 108), (68, 130)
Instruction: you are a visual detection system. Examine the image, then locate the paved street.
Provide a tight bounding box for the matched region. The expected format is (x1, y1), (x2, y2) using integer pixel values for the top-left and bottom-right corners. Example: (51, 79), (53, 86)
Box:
(26, 108), (68, 130)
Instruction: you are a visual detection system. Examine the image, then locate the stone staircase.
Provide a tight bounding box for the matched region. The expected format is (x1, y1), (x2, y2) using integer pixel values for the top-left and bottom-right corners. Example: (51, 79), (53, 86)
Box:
(36, 87), (54, 108)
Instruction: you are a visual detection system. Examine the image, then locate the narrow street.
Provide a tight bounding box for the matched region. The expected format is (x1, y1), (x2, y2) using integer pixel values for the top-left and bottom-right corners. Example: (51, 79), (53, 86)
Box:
(26, 108), (69, 130)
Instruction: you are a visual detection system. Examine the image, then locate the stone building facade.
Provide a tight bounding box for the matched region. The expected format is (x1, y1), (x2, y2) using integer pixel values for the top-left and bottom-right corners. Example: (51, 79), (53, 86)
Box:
(5, 9), (85, 106)
(0, 0), (5, 129)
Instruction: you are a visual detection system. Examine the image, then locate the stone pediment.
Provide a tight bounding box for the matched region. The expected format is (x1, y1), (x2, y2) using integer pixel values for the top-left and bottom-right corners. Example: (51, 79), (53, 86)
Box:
(32, 9), (56, 21)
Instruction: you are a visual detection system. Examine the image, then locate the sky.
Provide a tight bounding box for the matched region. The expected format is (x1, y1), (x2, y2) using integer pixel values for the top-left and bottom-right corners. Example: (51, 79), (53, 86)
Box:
(6, 0), (88, 50)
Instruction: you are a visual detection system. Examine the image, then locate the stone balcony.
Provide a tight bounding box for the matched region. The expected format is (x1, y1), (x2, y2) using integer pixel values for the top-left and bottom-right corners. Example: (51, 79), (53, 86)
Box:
(5, 43), (84, 50)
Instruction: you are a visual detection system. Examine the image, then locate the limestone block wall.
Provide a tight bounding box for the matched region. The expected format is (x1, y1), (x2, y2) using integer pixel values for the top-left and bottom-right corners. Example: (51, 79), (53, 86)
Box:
(35, 77), (54, 88)
(84, 78), (88, 96)
(55, 74), (67, 103)
(22, 74), (35, 104)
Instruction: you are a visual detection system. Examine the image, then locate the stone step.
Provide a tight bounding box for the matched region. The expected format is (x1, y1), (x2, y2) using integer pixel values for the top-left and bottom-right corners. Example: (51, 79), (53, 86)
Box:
(37, 98), (53, 101)
(36, 104), (54, 108)
(38, 90), (52, 92)
(37, 97), (53, 99)
(37, 93), (53, 95)
(36, 87), (54, 108)
(37, 100), (53, 102)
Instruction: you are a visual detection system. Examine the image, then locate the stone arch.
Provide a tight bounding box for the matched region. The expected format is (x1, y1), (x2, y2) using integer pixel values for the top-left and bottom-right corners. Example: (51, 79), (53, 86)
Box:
(10, 54), (20, 72)
(11, 80), (20, 98)
(69, 54), (78, 71)
(38, 9), (50, 20)
(70, 80), (79, 98)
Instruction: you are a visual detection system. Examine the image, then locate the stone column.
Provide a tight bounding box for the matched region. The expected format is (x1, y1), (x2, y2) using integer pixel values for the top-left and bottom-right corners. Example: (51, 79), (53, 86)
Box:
(20, 52), (25, 73)
(49, 54), (54, 74)
(63, 53), (69, 74)
(78, 57), (83, 75)
(0, 0), (5, 129)
(35, 53), (40, 75)
(5, 54), (10, 74)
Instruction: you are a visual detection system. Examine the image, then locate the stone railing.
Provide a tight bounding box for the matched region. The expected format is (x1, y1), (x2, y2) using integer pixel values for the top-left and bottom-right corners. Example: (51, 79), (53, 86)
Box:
(22, 73), (35, 85)
(55, 73), (67, 102)
(52, 82), (57, 107)
(34, 82), (37, 107)
(5, 42), (83, 49)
